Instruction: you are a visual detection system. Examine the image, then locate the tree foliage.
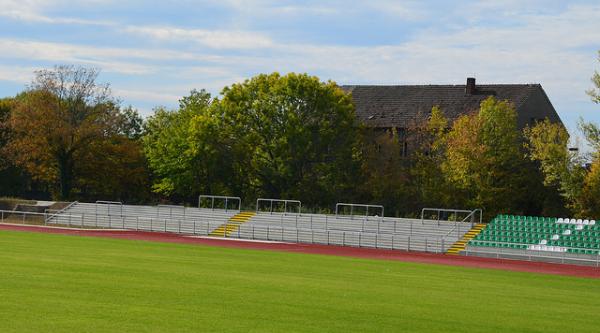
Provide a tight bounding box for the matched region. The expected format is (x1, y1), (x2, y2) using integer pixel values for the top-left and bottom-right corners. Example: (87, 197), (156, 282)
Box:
(7, 65), (149, 200)
(443, 97), (532, 217)
(143, 89), (223, 201)
(215, 73), (363, 205)
(411, 106), (454, 210)
(587, 51), (600, 104)
(144, 73), (363, 207)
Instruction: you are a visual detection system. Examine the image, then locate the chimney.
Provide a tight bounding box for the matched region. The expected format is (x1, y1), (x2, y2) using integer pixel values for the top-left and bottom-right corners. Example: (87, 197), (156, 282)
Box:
(466, 77), (476, 95)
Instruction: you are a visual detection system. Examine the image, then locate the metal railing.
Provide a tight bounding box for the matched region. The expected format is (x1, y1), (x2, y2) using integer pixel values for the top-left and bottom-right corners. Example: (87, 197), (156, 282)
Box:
(335, 203), (384, 221)
(95, 201), (123, 217)
(256, 198), (302, 215)
(420, 208), (482, 226)
(44, 201), (79, 223)
(157, 204), (186, 218)
(198, 195), (241, 212)
(465, 240), (600, 267)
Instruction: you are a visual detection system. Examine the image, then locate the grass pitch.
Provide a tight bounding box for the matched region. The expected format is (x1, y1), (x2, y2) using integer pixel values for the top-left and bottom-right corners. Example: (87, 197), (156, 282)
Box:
(1, 230), (599, 333)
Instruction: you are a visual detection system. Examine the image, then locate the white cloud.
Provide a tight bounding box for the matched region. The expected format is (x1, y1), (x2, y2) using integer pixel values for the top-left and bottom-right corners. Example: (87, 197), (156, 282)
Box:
(0, 0), (114, 25)
(0, 65), (39, 83)
(365, 0), (427, 21)
(1, 0), (598, 128)
(124, 25), (273, 49)
(112, 88), (181, 104)
(0, 38), (237, 75)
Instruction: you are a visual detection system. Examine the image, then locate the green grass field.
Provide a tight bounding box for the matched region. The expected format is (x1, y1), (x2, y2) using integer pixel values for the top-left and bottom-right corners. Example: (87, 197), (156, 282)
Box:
(1, 230), (599, 333)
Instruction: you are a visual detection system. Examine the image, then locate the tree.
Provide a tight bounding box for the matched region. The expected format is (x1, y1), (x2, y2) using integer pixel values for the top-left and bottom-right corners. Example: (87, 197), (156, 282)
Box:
(523, 119), (579, 215)
(361, 127), (412, 216)
(142, 89), (224, 202)
(411, 106), (454, 209)
(443, 97), (533, 218)
(214, 72), (363, 206)
(0, 97), (13, 168)
(587, 50), (600, 104)
(144, 73), (363, 207)
(8, 65), (149, 200)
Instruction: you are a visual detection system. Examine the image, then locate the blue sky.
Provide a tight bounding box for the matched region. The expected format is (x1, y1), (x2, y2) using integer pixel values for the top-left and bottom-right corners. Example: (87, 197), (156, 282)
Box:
(0, 0), (599, 143)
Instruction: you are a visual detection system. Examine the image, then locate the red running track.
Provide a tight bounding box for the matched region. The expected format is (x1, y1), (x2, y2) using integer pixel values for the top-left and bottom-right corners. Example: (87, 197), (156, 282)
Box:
(2, 223), (599, 279)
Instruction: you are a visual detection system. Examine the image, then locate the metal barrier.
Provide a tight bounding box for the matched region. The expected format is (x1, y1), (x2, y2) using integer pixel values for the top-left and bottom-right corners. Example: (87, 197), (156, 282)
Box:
(157, 204), (186, 218)
(464, 240), (600, 267)
(95, 200), (123, 217)
(420, 208), (482, 226)
(256, 198), (301, 215)
(198, 195), (241, 212)
(44, 201), (78, 223)
(335, 203), (384, 220)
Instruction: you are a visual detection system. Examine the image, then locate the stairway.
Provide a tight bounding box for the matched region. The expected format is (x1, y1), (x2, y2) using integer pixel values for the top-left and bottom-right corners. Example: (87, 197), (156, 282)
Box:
(446, 223), (486, 255)
(209, 211), (255, 237)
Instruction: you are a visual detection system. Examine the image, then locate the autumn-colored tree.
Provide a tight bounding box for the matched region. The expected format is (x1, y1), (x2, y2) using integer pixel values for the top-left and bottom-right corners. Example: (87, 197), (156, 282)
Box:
(0, 98), (36, 197)
(8, 65), (149, 200)
(443, 97), (534, 218)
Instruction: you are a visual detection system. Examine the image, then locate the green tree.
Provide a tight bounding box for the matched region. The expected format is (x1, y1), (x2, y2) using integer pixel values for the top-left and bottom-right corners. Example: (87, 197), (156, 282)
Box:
(361, 127), (412, 216)
(579, 160), (600, 218)
(214, 72), (363, 206)
(587, 50), (600, 104)
(523, 119), (578, 215)
(411, 106), (454, 209)
(143, 89), (223, 202)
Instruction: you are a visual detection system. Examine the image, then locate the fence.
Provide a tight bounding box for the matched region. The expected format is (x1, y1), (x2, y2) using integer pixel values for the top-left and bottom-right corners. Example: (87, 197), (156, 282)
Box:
(464, 240), (600, 267)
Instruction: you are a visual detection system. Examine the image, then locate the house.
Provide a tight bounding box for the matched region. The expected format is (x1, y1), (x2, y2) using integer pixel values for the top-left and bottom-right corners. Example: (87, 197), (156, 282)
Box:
(342, 78), (562, 130)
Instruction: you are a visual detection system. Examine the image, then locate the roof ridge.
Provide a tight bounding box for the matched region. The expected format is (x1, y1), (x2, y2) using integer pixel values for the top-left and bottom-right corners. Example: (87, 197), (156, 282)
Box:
(341, 83), (541, 87)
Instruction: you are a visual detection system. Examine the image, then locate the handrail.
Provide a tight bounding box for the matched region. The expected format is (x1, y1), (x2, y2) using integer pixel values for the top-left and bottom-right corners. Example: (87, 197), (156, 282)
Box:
(256, 198), (301, 215)
(95, 200), (123, 205)
(461, 209), (482, 225)
(44, 201), (78, 222)
(157, 204), (184, 208)
(335, 203), (384, 221)
(421, 207), (482, 226)
(198, 195), (241, 212)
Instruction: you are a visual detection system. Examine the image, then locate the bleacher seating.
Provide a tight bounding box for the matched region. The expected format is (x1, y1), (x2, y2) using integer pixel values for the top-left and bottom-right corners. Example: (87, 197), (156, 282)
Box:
(45, 201), (475, 254)
(468, 214), (600, 256)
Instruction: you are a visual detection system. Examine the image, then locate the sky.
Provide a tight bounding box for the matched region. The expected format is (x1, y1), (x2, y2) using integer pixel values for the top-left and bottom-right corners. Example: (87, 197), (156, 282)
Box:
(0, 0), (599, 142)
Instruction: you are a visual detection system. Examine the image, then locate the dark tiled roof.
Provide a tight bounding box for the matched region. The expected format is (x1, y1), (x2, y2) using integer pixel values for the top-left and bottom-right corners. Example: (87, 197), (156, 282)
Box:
(341, 84), (542, 128)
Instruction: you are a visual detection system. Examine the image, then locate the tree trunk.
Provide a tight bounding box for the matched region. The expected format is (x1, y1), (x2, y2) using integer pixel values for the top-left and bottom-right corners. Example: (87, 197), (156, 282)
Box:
(58, 155), (73, 200)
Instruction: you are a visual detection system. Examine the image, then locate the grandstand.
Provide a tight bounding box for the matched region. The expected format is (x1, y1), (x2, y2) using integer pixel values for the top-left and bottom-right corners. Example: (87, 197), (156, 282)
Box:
(5, 197), (600, 266)
(464, 215), (600, 266)
(42, 199), (477, 254)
